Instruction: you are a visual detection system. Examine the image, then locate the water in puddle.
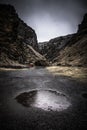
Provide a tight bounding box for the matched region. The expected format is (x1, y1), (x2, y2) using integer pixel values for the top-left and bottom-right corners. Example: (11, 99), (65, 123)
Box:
(16, 90), (71, 111)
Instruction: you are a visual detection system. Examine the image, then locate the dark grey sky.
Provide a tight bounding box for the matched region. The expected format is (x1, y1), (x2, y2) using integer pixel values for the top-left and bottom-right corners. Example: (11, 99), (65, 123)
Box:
(0, 0), (87, 42)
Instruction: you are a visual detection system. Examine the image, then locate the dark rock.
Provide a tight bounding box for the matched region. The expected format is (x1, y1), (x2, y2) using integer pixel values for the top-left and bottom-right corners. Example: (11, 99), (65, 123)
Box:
(0, 4), (47, 67)
(34, 59), (49, 66)
(39, 34), (73, 61)
(0, 4), (38, 49)
(54, 13), (87, 67)
(78, 13), (87, 34)
(39, 13), (87, 67)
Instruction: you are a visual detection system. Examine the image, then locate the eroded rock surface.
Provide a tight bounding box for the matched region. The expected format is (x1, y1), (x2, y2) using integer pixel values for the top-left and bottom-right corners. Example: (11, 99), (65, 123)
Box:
(39, 13), (87, 67)
(0, 4), (47, 67)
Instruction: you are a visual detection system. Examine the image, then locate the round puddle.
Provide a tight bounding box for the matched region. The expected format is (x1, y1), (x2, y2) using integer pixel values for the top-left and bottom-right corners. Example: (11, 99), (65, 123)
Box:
(15, 90), (71, 111)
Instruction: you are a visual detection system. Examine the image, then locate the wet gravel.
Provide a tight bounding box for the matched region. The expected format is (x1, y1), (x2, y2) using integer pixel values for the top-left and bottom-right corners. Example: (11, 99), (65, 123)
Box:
(0, 68), (87, 130)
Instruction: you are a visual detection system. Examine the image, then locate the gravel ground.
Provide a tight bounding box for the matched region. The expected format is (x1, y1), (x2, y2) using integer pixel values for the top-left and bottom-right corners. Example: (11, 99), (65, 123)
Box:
(0, 67), (87, 130)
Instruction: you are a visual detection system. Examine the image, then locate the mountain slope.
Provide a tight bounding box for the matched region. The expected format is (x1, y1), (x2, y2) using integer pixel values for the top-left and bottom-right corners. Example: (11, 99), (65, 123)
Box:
(0, 4), (47, 67)
(39, 13), (87, 67)
(53, 14), (87, 67)
(39, 34), (73, 62)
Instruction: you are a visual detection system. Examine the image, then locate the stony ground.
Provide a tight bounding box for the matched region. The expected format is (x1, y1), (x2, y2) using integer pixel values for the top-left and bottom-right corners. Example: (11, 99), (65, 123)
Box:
(0, 67), (87, 130)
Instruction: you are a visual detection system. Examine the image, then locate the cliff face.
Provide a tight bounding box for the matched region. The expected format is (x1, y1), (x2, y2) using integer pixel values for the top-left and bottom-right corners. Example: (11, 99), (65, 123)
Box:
(39, 34), (73, 62)
(39, 13), (87, 67)
(78, 13), (87, 34)
(53, 13), (87, 67)
(0, 4), (47, 67)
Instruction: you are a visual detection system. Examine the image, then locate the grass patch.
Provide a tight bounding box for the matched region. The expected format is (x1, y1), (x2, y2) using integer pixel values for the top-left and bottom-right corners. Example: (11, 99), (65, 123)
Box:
(46, 66), (87, 83)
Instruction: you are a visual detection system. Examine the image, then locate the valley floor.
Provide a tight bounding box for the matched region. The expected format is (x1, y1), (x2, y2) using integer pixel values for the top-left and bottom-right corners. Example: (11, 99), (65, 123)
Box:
(0, 67), (87, 130)
(46, 66), (87, 83)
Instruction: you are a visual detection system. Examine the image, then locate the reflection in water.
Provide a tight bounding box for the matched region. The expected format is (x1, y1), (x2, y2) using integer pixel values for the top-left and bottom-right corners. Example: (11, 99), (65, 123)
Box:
(16, 90), (71, 111)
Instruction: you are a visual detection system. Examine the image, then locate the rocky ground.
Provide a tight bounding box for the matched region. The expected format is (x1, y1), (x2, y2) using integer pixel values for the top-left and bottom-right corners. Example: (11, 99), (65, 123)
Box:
(0, 67), (87, 130)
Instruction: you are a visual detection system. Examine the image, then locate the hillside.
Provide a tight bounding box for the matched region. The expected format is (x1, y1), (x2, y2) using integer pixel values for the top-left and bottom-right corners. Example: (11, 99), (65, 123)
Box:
(53, 13), (87, 67)
(39, 34), (73, 61)
(39, 13), (87, 67)
(0, 4), (47, 68)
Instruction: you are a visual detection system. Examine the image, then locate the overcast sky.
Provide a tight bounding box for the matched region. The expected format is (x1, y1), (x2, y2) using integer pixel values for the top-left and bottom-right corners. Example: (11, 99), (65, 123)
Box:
(0, 0), (87, 42)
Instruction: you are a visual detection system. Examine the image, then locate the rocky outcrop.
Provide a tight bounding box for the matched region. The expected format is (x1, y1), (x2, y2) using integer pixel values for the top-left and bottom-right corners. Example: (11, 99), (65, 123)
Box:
(78, 13), (87, 34)
(53, 13), (87, 67)
(0, 4), (47, 67)
(39, 13), (87, 67)
(39, 34), (73, 62)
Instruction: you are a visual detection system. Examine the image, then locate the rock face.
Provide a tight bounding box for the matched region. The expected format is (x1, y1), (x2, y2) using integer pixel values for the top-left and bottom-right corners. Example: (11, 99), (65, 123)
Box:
(53, 13), (87, 67)
(0, 4), (47, 67)
(78, 13), (87, 34)
(39, 35), (73, 62)
(39, 13), (87, 67)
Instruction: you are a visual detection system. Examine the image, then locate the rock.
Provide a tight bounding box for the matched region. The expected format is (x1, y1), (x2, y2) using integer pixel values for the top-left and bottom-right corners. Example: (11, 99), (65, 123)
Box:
(0, 4), (47, 68)
(39, 13), (87, 67)
(39, 34), (73, 62)
(78, 13), (87, 34)
(34, 59), (49, 66)
(54, 13), (87, 67)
